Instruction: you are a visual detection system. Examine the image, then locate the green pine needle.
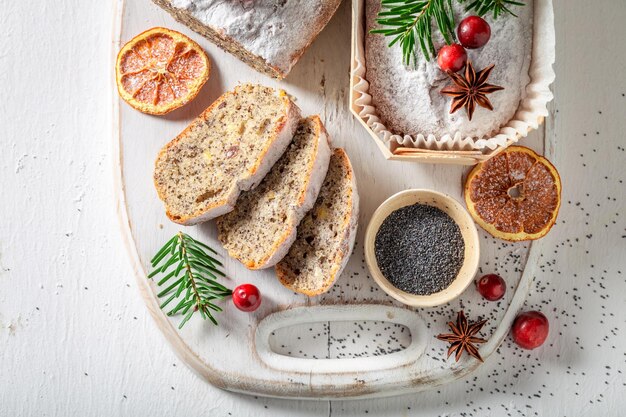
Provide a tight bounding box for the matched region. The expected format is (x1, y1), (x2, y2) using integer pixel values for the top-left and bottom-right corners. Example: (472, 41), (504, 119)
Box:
(149, 232), (232, 329)
(371, 0), (525, 66)
(371, 0), (456, 65)
(460, 0), (525, 18)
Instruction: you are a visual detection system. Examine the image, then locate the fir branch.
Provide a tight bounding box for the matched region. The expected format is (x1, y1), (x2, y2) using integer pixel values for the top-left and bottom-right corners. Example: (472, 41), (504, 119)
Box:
(149, 232), (231, 329)
(460, 0), (525, 18)
(371, 0), (457, 65)
(371, 0), (525, 65)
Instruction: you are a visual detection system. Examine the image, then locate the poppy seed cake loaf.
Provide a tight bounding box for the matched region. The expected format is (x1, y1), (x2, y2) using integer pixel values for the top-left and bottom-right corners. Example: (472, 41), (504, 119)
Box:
(365, 0), (533, 140)
(217, 116), (331, 269)
(154, 83), (300, 225)
(151, 0), (342, 79)
(276, 148), (359, 296)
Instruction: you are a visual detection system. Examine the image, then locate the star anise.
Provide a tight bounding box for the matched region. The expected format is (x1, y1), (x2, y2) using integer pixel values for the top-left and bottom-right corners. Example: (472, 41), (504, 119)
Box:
(436, 310), (488, 362)
(441, 61), (504, 121)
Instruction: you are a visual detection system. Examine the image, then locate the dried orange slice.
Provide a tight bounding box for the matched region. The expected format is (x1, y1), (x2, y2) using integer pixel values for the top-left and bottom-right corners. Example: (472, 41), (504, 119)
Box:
(116, 27), (210, 115)
(464, 146), (561, 241)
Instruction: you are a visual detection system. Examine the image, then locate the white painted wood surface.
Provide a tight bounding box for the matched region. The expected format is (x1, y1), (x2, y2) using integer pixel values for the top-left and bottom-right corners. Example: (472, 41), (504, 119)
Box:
(1, 0), (625, 414)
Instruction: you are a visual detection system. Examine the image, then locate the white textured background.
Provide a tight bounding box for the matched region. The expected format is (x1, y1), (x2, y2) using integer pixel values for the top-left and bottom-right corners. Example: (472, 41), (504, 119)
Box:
(1, 1), (625, 416)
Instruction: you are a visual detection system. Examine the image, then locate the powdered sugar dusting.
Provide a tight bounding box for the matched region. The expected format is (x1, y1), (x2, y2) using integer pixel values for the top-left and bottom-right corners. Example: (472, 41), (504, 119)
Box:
(166, 0), (330, 74)
(365, 0), (533, 140)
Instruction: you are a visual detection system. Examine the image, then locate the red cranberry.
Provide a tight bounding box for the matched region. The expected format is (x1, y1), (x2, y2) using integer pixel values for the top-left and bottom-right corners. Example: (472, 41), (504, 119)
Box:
(437, 44), (467, 73)
(457, 16), (491, 49)
(476, 274), (506, 301)
(511, 311), (549, 349)
(232, 284), (261, 312)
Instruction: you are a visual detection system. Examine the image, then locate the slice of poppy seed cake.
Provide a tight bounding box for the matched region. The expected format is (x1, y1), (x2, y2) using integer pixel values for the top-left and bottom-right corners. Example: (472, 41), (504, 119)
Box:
(216, 116), (332, 269)
(154, 83), (301, 225)
(276, 148), (359, 296)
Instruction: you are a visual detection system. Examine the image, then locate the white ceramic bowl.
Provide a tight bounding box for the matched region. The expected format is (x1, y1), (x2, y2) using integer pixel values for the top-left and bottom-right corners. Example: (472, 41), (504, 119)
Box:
(364, 189), (480, 307)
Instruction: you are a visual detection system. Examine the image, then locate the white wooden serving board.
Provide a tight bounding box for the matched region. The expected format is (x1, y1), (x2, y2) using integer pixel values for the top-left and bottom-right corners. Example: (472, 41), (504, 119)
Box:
(113, 0), (551, 400)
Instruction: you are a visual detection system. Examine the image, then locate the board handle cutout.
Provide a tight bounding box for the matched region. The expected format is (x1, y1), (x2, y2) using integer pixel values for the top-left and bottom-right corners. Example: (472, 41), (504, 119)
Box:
(255, 305), (427, 374)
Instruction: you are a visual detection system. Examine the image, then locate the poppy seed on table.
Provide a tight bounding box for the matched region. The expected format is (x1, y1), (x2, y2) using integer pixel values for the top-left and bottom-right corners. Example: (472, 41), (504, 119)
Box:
(374, 203), (465, 295)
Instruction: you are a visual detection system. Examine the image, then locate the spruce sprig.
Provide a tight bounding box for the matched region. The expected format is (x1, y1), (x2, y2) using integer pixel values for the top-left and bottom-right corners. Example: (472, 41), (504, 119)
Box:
(371, 0), (525, 65)
(148, 232), (232, 329)
(460, 0), (525, 19)
(371, 0), (457, 65)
